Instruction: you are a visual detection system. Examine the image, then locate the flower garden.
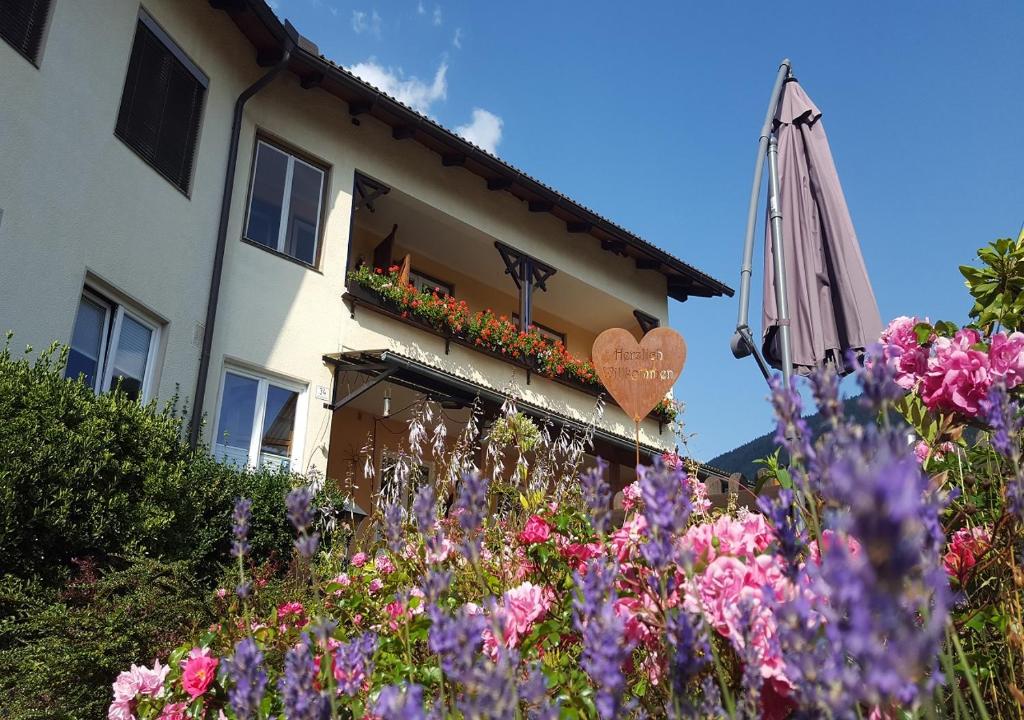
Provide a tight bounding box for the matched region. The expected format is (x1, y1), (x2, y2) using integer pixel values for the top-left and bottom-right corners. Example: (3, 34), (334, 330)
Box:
(347, 264), (677, 423)
(98, 236), (1024, 719)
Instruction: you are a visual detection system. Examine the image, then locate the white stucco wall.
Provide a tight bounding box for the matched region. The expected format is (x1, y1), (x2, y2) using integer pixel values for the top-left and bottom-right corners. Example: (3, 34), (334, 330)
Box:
(1, 0), (677, 477)
(0, 0), (258, 409)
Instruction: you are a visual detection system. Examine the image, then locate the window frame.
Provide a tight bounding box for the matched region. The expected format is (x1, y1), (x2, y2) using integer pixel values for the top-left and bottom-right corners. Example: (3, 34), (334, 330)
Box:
(68, 288), (162, 402)
(212, 364), (308, 472)
(241, 134), (330, 270)
(512, 313), (567, 346)
(407, 268), (454, 297)
(114, 8), (209, 197)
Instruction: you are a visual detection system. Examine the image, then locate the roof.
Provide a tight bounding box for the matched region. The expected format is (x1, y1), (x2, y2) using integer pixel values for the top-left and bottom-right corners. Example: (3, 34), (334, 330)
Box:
(212, 1), (734, 302)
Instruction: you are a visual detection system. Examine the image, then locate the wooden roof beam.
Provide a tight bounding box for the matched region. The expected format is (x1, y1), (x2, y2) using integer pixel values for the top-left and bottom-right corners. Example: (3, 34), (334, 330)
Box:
(636, 258), (660, 270)
(528, 200), (553, 212)
(442, 153), (466, 167)
(566, 221), (592, 233)
(487, 177), (513, 191)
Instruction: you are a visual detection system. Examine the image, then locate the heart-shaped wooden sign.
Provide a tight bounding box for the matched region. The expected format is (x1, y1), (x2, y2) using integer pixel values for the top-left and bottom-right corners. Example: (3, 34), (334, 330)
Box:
(592, 327), (687, 422)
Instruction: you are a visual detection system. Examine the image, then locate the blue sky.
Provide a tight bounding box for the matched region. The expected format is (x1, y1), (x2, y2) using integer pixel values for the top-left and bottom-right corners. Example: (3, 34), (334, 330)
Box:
(270, 0), (1024, 460)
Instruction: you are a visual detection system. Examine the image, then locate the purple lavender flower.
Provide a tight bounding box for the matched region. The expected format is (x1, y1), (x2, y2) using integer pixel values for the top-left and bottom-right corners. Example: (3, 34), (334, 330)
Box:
(1008, 473), (1024, 522)
(236, 581), (252, 600)
(226, 637), (267, 720)
(333, 632), (378, 696)
(768, 374), (816, 465)
(309, 617), (337, 645)
(382, 500), (404, 555)
(637, 458), (691, 569)
(734, 599), (765, 719)
(665, 609), (709, 715)
(421, 569), (452, 604)
(519, 662), (559, 720)
(412, 483), (437, 535)
(573, 558), (635, 720)
(286, 487), (315, 532)
(428, 602), (487, 680)
(758, 488), (803, 580)
(980, 383), (1022, 459)
(808, 365), (844, 426)
(850, 344), (905, 410)
(231, 497), (252, 559)
(580, 458), (611, 535)
(294, 531), (320, 559)
(373, 684), (427, 720)
(278, 633), (327, 720)
(455, 470), (490, 535)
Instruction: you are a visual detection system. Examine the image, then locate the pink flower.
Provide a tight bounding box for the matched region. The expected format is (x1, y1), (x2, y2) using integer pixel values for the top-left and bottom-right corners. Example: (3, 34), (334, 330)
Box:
(696, 556), (749, 635)
(375, 554), (396, 575)
(353, 613), (363, 626)
(214, 587), (227, 598)
(368, 578), (384, 594)
(426, 536), (454, 563)
(517, 515), (551, 544)
(135, 659), (168, 697)
(158, 703), (188, 720)
(181, 654), (218, 699)
(807, 529), (862, 565)
(386, 600), (406, 630)
(881, 316), (930, 389)
(111, 668), (141, 704)
(107, 699), (134, 720)
(559, 542), (603, 572)
(610, 513), (648, 562)
(504, 582), (552, 640)
(914, 440), (955, 464)
(944, 525), (991, 585)
(988, 331), (1024, 389)
(920, 329), (992, 416)
(621, 481), (642, 511)
(351, 552), (368, 567)
(408, 587), (426, 615)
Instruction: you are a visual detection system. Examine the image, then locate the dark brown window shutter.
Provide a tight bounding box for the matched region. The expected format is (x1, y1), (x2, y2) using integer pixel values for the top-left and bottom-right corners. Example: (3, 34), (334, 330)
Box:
(115, 19), (206, 194)
(0, 0), (52, 64)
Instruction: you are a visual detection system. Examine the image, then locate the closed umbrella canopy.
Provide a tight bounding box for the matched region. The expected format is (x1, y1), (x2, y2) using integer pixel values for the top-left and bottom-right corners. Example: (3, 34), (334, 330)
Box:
(762, 79), (882, 374)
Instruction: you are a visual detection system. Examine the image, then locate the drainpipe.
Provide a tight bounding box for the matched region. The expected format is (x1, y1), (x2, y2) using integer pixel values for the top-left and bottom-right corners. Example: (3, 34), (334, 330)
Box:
(189, 42), (293, 448)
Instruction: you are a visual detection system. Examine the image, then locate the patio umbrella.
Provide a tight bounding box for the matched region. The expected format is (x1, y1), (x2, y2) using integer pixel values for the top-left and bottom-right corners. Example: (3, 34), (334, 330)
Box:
(761, 78), (882, 374)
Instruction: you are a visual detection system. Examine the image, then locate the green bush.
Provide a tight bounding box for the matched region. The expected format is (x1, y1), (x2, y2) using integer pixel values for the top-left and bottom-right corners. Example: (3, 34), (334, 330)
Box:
(0, 340), (295, 583)
(0, 559), (210, 720)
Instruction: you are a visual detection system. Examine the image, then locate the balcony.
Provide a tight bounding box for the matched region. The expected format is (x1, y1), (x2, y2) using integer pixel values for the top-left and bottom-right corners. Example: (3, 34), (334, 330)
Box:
(342, 175), (676, 426)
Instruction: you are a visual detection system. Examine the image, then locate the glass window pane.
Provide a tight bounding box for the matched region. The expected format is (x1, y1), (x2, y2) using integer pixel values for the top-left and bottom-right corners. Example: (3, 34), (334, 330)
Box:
(214, 373), (259, 466)
(260, 384), (297, 461)
(66, 296), (107, 390)
(284, 160), (323, 264)
(109, 314), (152, 400)
(244, 143), (288, 249)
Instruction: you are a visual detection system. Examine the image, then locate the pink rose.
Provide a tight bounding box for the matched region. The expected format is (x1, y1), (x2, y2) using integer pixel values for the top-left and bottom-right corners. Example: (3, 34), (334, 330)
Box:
(375, 554), (396, 575)
(610, 513), (648, 562)
(158, 703), (188, 720)
(368, 578), (383, 594)
(559, 542), (603, 572)
(921, 329), (992, 416)
(808, 529), (862, 565)
(988, 331), (1024, 389)
(426, 536), (454, 563)
(135, 659), (168, 697)
(517, 515), (551, 544)
(108, 698), (134, 720)
(697, 556), (749, 635)
(488, 582), (554, 652)
(881, 316), (930, 390)
(621, 481), (642, 511)
(944, 525), (991, 585)
(351, 552), (368, 567)
(181, 654), (218, 699)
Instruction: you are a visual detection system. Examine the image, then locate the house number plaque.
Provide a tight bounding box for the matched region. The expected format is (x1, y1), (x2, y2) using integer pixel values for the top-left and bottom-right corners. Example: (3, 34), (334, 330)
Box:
(592, 327), (687, 422)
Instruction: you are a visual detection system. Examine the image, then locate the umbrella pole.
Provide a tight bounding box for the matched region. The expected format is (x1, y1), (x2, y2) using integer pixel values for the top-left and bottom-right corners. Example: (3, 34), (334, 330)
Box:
(766, 134), (795, 386)
(731, 58), (792, 384)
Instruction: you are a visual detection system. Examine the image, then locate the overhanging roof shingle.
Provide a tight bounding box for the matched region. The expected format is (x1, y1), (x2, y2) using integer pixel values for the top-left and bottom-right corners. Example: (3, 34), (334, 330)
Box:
(215, 1), (734, 302)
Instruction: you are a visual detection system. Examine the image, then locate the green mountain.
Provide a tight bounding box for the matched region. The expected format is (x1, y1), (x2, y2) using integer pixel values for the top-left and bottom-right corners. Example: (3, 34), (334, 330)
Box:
(707, 396), (873, 481)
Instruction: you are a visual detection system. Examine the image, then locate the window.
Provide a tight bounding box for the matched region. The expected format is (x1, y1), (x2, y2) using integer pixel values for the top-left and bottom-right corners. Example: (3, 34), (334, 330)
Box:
(213, 367), (306, 471)
(408, 269), (452, 297)
(0, 0), (52, 65)
(512, 314), (566, 345)
(244, 139), (327, 266)
(115, 10), (207, 194)
(66, 290), (160, 402)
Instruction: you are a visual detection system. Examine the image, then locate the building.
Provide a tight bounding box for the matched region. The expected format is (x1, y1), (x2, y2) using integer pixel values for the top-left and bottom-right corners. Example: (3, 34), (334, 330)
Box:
(0, 0), (733, 514)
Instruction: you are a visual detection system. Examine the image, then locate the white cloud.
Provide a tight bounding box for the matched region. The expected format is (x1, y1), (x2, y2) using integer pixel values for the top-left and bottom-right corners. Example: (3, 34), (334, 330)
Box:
(452, 27), (462, 49)
(348, 59), (448, 115)
(351, 9), (382, 37)
(432, 5), (442, 26)
(455, 108), (503, 154)
(267, 0), (279, 9)
(417, 0), (425, 14)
